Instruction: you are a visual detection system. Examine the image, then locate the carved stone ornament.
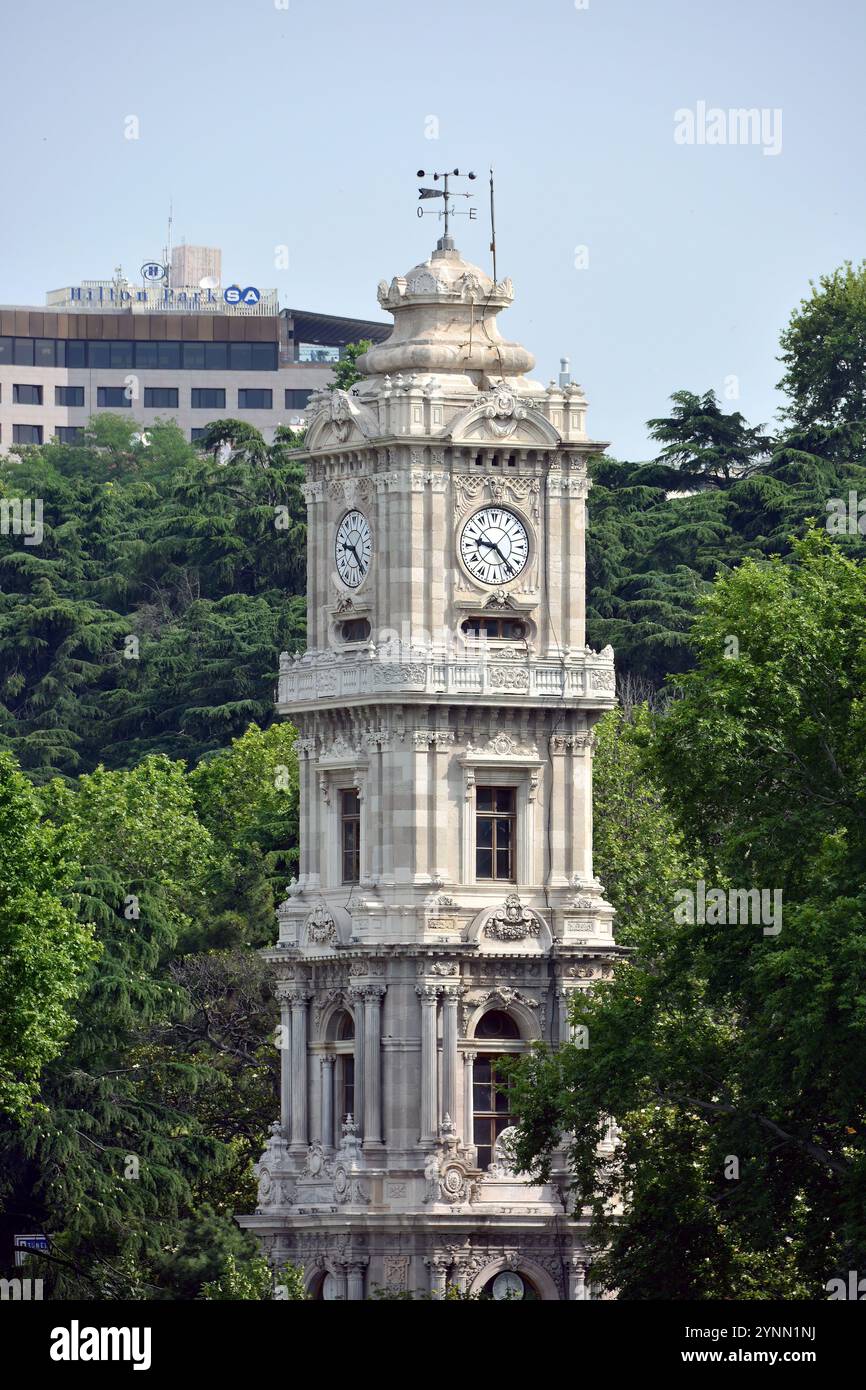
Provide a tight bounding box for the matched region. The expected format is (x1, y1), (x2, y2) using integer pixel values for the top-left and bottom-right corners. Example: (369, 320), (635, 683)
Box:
(483, 894), (541, 942)
(305, 901), (338, 945)
(482, 383), (528, 439)
(486, 1125), (520, 1177)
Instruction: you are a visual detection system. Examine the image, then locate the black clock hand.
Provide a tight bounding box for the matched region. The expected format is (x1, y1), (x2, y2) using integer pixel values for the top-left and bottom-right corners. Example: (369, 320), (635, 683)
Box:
(480, 537), (509, 565)
(346, 542), (362, 565)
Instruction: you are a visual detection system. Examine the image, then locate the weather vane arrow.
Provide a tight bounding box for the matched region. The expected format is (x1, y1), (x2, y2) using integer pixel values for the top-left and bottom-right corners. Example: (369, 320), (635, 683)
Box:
(416, 168), (477, 247)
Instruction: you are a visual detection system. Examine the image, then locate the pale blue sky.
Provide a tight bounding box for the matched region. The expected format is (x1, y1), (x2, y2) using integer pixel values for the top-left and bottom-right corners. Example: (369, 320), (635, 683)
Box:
(1, 0), (863, 457)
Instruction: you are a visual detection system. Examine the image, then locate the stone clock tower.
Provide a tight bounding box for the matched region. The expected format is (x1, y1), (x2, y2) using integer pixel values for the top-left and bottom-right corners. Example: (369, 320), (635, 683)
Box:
(238, 228), (622, 1301)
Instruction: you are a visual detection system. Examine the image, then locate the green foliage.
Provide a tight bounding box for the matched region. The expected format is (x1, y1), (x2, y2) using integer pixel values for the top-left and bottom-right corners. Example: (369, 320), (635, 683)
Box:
(0, 421), (306, 780)
(510, 537), (866, 1298)
(0, 753), (98, 1118)
(647, 389), (770, 481)
(329, 340), (371, 393)
(200, 1253), (308, 1300)
(777, 259), (866, 434)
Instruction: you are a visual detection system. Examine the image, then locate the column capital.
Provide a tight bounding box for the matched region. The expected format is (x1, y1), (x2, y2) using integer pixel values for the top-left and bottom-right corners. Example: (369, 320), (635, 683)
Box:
(288, 987), (314, 1009)
(416, 984), (441, 1002)
(462, 1048), (478, 1064)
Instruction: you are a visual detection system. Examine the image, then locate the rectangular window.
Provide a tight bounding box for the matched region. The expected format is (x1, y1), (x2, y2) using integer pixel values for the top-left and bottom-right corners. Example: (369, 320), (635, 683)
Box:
(191, 387), (226, 409)
(472, 1056), (514, 1170)
(0, 337), (12, 364)
(13, 384), (43, 405)
(55, 426), (84, 444)
(340, 788), (361, 884)
(13, 424), (43, 444)
(475, 786), (517, 881)
(88, 342), (111, 368)
(298, 343), (339, 363)
(228, 343), (252, 371)
(237, 388), (272, 410)
(134, 342), (159, 369)
(340, 1056), (355, 1127)
(157, 342), (181, 369)
(250, 342), (277, 370)
(66, 340), (86, 367)
(55, 386), (85, 406)
(97, 386), (131, 408)
(34, 338), (55, 366)
(144, 387), (178, 408)
(109, 341), (134, 368)
(13, 338), (34, 365)
(182, 342), (206, 370)
(205, 342), (228, 370)
(285, 388), (312, 409)
(190, 428), (209, 441)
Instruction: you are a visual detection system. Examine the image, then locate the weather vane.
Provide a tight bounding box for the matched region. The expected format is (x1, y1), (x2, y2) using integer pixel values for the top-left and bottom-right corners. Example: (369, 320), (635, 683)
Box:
(417, 168), (477, 247)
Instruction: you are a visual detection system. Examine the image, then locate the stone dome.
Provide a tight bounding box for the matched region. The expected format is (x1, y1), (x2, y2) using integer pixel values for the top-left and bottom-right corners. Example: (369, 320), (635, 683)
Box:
(356, 243), (536, 386)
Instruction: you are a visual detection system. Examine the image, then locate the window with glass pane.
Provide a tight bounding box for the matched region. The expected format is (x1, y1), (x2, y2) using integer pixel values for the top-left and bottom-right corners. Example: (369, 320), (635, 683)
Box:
(66, 340), (86, 367)
(97, 386), (130, 407)
(55, 386), (85, 406)
(205, 343), (228, 370)
(55, 427), (84, 444)
(182, 342), (205, 370)
(134, 342), (158, 369)
(157, 342), (181, 369)
(340, 1055), (355, 1126)
(13, 339), (34, 365)
(144, 387), (178, 408)
(0, 337), (12, 363)
(191, 387), (226, 409)
(35, 339), (55, 366)
(475, 786), (516, 880)
(13, 384), (42, 404)
(340, 788), (361, 883)
(88, 343), (110, 368)
(473, 1055), (513, 1170)
(110, 341), (134, 368)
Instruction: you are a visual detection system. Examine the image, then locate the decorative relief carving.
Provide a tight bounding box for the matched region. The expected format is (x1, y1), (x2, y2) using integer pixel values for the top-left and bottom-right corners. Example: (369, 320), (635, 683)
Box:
(483, 896), (540, 942)
(489, 666), (530, 689)
(305, 901), (338, 946)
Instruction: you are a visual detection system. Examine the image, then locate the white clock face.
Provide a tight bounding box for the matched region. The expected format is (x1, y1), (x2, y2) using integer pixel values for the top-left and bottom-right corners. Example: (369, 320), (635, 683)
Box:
(460, 506), (529, 585)
(335, 510), (372, 589)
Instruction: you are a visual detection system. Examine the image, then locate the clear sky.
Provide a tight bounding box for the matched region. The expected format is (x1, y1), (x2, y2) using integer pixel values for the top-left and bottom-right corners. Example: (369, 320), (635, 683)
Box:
(1, 0), (863, 458)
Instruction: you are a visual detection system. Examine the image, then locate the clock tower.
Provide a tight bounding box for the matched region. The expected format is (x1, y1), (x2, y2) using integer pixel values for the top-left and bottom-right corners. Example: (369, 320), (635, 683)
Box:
(238, 225), (621, 1301)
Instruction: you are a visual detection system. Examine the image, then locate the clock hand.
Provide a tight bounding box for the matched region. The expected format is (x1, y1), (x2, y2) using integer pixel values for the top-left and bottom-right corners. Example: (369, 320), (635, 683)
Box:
(480, 537), (509, 565)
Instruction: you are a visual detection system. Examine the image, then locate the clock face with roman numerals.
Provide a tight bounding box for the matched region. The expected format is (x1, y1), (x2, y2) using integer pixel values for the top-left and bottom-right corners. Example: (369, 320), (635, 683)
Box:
(335, 510), (372, 588)
(459, 506), (529, 585)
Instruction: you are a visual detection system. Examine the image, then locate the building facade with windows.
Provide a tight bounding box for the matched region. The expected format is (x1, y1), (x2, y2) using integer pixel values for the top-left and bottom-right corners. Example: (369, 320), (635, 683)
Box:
(237, 234), (623, 1301)
(0, 305), (390, 453)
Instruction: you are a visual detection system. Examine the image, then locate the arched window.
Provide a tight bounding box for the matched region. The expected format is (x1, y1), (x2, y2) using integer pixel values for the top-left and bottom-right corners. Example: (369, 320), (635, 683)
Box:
(328, 1009), (355, 1141)
(472, 1009), (521, 1169)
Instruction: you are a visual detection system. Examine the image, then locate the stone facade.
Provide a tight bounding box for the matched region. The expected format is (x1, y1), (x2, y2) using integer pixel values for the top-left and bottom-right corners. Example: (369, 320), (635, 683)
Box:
(237, 233), (622, 1300)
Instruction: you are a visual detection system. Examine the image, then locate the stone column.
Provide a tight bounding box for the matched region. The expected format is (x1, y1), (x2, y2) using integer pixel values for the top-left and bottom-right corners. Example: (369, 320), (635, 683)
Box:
(363, 985), (386, 1148)
(346, 1259), (368, 1302)
(320, 1055), (335, 1150)
(289, 989), (310, 1151)
(350, 988), (365, 1138)
(275, 982), (293, 1135)
(567, 1259), (588, 1300)
(462, 1049), (476, 1154)
(417, 985), (440, 1142)
(440, 987), (459, 1126)
(556, 987), (573, 1046)
(426, 1256), (449, 1299)
(326, 1262), (348, 1301)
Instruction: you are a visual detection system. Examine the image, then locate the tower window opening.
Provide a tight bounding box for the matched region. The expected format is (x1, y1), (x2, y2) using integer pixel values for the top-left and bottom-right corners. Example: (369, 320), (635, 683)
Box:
(473, 1054), (514, 1170)
(507, 454), (517, 468)
(462, 617), (526, 641)
(474, 453), (484, 466)
(475, 787), (516, 880)
(340, 788), (361, 883)
(340, 618), (371, 642)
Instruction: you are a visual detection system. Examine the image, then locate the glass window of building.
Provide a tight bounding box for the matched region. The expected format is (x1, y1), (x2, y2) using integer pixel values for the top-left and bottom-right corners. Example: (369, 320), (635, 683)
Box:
(55, 386), (85, 406)
(34, 339), (55, 366)
(475, 787), (517, 880)
(13, 424), (43, 444)
(237, 388), (272, 410)
(12, 338), (34, 365)
(340, 788), (361, 884)
(55, 426), (84, 444)
(191, 388), (226, 409)
(96, 386), (131, 408)
(144, 387), (179, 408)
(13, 384), (43, 405)
(285, 389), (312, 409)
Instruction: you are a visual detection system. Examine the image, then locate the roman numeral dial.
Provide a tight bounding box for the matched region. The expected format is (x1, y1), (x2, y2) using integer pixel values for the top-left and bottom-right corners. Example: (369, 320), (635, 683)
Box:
(335, 510), (372, 589)
(459, 506), (529, 585)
